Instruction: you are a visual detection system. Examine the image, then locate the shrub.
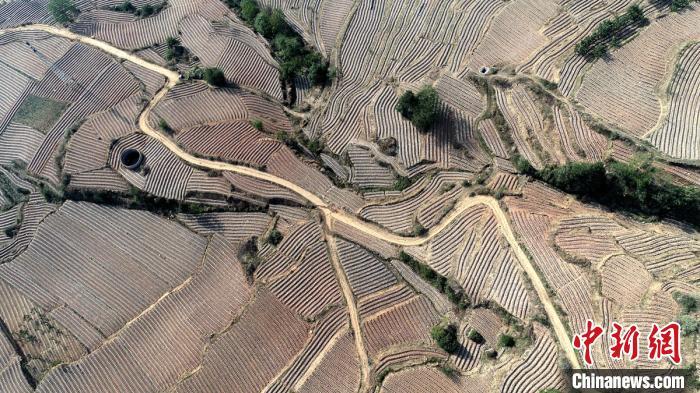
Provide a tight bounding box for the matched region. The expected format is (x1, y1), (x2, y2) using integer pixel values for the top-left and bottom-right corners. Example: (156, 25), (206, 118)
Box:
(671, 0), (690, 11)
(158, 119), (173, 135)
(4, 225), (18, 238)
(137, 4), (154, 17)
(413, 222), (427, 236)
(305, 138), (323, 155)
(266, 228), (283, 245)
(203, 68), (226, 87)
(233, 1), (332, 86)
(679, 315), (699, 336)
(48, 0), (79, 24)
(467, 329), (485, 344)
(395, 87), (440, 131)
(431, 324), (459, 354)
(498, 334), (516, 348)
(251, 119), (264, 131)
(675, 293), (698, 314)
(513, 154), (536, 176)
(112, 1), (136, 12)
(166, 36), (179, 47)
(393, 176), (411, 191)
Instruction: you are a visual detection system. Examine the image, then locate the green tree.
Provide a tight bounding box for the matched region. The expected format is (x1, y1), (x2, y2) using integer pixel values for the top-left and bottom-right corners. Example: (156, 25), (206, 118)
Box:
(166, 36), (179, 47)
(412, 87), (440, 131)
(240, 0), (259, 22)
(306, 53), (329, 85)
(395, 87), (440, 131)
(269, 9), (287, 35)
(539, 162), (607, 197)
(393, 176), (411, 191)
(266, 228), (283, 245)
(431, 324), (459, 354)
(203, 68), (226, 87)
(253, 9), (273, 38)
(498, 334), (516, 348)
(138, 4), (154, 17)
(671, 0), (690, 11)
(675, 293), (698, 314)
(396, 91), (416, 118)
(274, 35), (303, 61)
(467, 329), (485, 344)
(251, 119), (263, 131)
(48, 0), (79, 24)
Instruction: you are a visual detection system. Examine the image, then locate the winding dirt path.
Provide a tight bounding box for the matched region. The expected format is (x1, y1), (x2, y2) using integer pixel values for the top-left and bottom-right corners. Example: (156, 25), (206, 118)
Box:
(4, 24), (582, 372)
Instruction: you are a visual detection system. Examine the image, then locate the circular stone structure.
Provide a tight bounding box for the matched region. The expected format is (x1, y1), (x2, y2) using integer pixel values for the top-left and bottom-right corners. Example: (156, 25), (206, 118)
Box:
(480, 66), (491, 75)
(120, 149), (144, 170)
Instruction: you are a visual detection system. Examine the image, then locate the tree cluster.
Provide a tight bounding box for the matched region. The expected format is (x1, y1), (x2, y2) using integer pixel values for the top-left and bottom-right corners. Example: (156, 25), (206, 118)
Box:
(514, 156), (700, 228)
(110, 1), (166, 18)
(431, 323), (459, 354)
(48, 0), (80, 24)
(226, 0), (332, 86)
(265, 228), (283, 245)
(399, 251), (471, 310)
(164, 36), (188, 63)
(395, 86), (440, 132)
(186, 67), (227, 87)
(575, 5), (647, 59)
(675, 293), (699, 336)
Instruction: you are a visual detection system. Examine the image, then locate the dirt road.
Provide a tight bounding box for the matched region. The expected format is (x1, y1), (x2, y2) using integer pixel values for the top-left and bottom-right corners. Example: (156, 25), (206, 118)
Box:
(6, 24), (581, 371)
(323, 228), (371, 390)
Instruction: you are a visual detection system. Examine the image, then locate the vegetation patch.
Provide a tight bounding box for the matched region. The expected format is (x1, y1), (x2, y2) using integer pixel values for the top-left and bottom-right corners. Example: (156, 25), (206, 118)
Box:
(467, 329), (485, 344)
(0, 172), (30, 210)
(575, 5), (648, 59)
(158, 118), (174, 135)
(392, 176), (411, 191)
(185, 67), (228, 87)
(164, 36), (190, 63)
(513, 155), (700, 228)
(431, 323), (459, 354)
(265, 228), (283, 245)
(674, 293), (699, 336)
(238, 237), (261, 282)
(12, 95), (69, 134)
(399, 251), (471, 310)
(395, 86), (440, 132)
(224, 0), (333, 88)
(497, 333), (516, 348)
(48, 0), (80, 24)
(275, 130), (324, 157)
(109, 0), (168, 18)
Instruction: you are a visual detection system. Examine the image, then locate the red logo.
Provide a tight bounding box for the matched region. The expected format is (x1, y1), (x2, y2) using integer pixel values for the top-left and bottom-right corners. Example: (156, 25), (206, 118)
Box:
(573, 320), (682, 365)
(648, 322), (681, 364)
(573, 319), (603, 365)
(609, 322), (639, 361)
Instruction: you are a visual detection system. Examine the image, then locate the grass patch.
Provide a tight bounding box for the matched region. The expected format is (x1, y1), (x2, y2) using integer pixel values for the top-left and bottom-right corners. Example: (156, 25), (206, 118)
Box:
(12, 95), (69, 134)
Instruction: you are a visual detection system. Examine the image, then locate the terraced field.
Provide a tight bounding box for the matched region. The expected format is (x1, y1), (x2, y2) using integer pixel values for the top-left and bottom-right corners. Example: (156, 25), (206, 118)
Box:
(0, 0), (698, 391)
